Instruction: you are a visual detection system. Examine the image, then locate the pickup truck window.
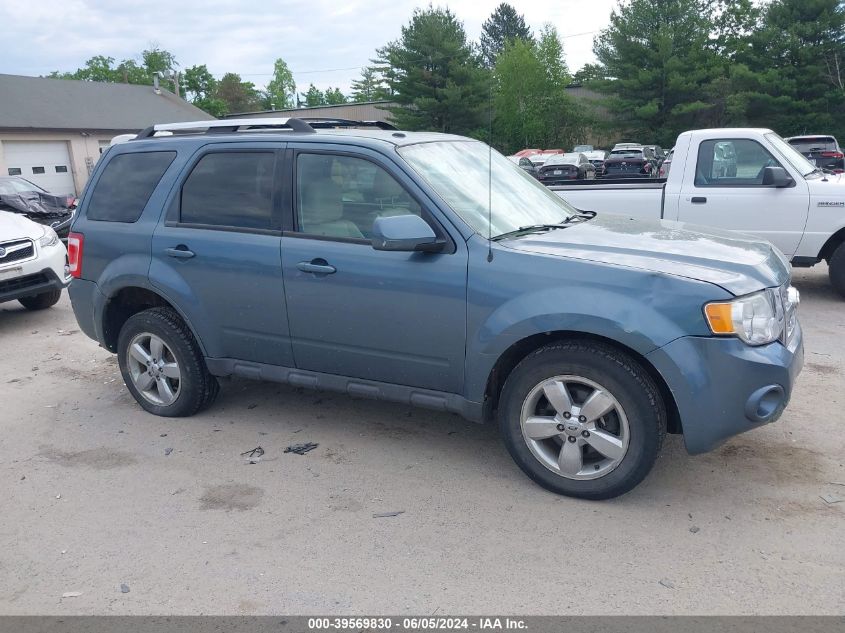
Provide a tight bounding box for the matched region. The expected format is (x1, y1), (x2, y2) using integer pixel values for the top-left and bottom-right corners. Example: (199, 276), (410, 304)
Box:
(765, 133), (819, 177)
(398, 140), (576, 237)
(694, 139), (783, 187)
(296, 153), (422, 240)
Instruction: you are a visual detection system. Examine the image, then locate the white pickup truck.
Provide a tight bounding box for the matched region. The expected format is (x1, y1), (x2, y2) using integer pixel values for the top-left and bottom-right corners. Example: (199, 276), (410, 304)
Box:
(552, 128), (845, 297)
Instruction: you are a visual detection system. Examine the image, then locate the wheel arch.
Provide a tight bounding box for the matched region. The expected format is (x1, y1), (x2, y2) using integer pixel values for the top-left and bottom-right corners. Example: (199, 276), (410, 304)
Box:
(818, 226), (845, 262)
(482, 331), (682, 435)
(100, 285), (206, 356)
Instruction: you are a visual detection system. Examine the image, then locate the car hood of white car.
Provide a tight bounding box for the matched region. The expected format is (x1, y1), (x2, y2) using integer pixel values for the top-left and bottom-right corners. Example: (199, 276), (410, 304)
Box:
(0, 210), (45, 241)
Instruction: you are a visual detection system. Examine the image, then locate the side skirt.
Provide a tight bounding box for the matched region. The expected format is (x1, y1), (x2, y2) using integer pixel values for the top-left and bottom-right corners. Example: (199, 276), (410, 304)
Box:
(205, 358), (484, 422)
(791, 256), (819, 268)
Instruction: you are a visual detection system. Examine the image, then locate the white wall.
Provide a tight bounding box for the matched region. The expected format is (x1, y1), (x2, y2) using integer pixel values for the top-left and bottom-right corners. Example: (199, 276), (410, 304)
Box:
(0, 131), (119, 194)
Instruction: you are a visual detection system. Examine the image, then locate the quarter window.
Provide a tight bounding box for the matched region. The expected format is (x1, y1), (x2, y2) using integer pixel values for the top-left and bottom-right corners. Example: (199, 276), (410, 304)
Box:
(695, 139), (782, 186)
(181, 152), (275, 230)
(87, 151), (176, 222)
(295, 153), (421, 240)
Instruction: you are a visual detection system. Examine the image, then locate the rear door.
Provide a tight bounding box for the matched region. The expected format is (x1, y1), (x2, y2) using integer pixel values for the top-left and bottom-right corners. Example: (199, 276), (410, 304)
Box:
(150, 142), (293, 366)
(676, 137), (809, 258)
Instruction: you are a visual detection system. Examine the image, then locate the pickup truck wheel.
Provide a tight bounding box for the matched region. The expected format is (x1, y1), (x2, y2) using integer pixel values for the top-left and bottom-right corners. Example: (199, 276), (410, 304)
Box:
(18, 288), (61, 310)
(117, 307), (219, 417)
(498, 341), (666, 500)
(829, 242), (845, 299)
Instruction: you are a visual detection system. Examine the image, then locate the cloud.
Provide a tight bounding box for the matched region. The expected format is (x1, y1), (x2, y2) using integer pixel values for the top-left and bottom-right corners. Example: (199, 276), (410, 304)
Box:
(0, 0), (615, 93)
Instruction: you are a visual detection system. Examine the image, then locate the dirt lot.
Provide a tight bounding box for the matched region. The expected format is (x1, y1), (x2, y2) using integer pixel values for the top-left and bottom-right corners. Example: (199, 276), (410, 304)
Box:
(0, 266), (843, 615)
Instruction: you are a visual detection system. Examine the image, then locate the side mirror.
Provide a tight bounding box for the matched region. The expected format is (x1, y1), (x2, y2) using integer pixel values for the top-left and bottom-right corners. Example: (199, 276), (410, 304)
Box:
(762, 166), (794, 188)
(371, 214), (443, 253)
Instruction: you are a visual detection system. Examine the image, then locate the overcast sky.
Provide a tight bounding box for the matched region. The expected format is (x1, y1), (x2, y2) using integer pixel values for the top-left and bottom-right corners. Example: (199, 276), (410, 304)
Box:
(0, 0), (617, 94)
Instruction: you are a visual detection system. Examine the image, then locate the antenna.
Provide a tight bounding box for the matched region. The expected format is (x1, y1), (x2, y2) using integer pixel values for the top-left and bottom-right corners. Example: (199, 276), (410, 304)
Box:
(487, 82), (494, 263)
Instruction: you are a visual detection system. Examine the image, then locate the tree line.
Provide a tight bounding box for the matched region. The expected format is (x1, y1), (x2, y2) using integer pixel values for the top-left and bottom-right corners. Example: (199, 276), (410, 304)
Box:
(47, 0), (845, 152)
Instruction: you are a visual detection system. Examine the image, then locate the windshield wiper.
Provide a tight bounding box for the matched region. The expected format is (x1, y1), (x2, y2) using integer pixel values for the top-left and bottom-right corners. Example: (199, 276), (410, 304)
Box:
(491, 211), (596, 241)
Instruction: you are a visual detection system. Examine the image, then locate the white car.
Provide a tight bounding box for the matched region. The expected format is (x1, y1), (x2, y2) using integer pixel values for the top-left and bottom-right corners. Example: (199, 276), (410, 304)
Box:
(0, 210), (70, 310)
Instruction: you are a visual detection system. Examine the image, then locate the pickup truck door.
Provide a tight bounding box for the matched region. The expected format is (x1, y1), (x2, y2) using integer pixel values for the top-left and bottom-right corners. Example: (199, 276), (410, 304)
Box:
(675, 137), (809, 258)
(279, 145), (468, 393)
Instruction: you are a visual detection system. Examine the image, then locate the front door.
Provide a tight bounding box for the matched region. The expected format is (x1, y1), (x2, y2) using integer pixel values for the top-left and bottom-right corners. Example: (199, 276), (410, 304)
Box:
(151, 145), (293, 366)
(676, 137), (809, 258)
(280, 147), (467, 393)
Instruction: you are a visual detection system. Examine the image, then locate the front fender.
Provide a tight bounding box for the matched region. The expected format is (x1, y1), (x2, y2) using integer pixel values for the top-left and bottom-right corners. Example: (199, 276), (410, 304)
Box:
(464, 239), (731, 403)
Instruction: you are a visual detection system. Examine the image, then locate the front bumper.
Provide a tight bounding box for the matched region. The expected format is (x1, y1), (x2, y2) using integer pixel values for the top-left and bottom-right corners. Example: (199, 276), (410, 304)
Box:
(0, 267), (67, 303)
(646, 323), (804, 454)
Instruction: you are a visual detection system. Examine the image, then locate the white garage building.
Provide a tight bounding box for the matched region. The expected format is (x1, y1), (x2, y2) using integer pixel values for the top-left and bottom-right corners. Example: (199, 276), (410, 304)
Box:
(0, 74), (214, 195)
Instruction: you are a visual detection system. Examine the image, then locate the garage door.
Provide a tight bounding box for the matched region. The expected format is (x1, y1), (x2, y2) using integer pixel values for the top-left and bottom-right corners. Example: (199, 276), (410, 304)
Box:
(2, 141), (76, 195)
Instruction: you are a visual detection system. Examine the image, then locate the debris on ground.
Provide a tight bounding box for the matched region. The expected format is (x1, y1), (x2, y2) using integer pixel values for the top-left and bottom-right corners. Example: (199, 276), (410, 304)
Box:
(830, 481), (845, 487)
(20, 476), (25, 481)
(164, 448), (173, 456)
(160, 434), (167, 437)
(658, 578), (675, 589)
(55, 494), (61, 499)
(62, 591), (82, 598)
(241, 446), (265, 464)
(373, 511), (405, 518)
(284, 442), (318, 456)
(820, 493), (843, 504)
(689, 526), (700, 533)
(247, 404), (257, 410)
(120, 584), (130, 594)
(171, 488), (185, 496)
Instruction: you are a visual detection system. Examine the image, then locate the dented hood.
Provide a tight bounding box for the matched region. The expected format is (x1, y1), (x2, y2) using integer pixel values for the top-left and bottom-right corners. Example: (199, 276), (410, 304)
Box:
(499, 214), (790, 296)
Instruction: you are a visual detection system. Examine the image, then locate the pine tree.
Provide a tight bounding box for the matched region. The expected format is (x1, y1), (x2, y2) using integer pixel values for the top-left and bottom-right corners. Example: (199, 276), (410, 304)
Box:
(376, 7), (489, 134)
(480, 3), (533, 68)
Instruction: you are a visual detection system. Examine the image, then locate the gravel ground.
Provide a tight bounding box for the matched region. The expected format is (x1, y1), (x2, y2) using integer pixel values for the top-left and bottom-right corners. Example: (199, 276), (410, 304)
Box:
(0, 265), (843, 615)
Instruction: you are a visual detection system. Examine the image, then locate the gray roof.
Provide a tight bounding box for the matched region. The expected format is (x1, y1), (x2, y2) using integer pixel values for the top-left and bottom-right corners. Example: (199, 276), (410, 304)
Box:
(0, 74), (215, 132)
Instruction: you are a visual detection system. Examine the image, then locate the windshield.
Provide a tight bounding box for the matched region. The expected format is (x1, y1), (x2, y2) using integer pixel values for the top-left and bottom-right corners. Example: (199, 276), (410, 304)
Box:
(0, 178), (46, 195)
(766, 133), (819, 177)
(398, 140), (578, 237)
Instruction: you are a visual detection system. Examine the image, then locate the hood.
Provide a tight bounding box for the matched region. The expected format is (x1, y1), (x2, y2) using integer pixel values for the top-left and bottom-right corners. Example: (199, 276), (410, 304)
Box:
(499, 214), (789, 296)
(0, 210), (46, 241)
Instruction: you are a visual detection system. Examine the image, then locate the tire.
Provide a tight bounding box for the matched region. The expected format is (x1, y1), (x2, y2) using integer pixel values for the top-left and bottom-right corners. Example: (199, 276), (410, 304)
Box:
(498, 341), (666, 500)
(117, 307), (219, 417)
(19, 288), (61, 311)
(829, 242), (845, 299)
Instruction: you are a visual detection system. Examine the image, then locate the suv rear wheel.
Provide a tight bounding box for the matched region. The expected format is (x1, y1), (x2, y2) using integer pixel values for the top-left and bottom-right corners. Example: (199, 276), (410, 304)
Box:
(117, 307), (219, 417)
(498, 341), (666, 500)
(19, 288), (62, 311)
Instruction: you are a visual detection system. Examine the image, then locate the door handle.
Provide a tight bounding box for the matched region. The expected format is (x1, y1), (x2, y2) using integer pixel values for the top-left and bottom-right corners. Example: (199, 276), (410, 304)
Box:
(297, 259), (336, 275)
(691, 196), (707, 204)
(165, 246), (195, 259)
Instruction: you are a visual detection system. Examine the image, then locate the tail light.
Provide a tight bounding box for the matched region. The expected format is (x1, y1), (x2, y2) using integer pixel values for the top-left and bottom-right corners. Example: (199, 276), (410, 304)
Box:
(820, 151), (844, 158)
(67, 232), (84, 279)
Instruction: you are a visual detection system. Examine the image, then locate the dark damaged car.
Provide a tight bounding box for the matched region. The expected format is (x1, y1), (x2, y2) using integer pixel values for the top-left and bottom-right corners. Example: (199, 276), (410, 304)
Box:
(0, 177), (77, 239)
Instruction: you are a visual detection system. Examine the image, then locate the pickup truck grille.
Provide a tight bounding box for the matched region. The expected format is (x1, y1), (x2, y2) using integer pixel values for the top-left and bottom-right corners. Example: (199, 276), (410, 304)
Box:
(0, 239), (35, 266)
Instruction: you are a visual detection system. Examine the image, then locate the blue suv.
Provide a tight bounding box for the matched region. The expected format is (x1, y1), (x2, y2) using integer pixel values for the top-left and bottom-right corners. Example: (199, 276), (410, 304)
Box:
(69, 118), (803, 499)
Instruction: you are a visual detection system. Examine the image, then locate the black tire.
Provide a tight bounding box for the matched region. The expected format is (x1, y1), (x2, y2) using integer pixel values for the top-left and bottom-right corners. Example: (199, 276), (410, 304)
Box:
(498, 341), (666, 500)
(117, 307), (219, 417)
(829, 242), (845, 299)
(19, 288), (61, 311)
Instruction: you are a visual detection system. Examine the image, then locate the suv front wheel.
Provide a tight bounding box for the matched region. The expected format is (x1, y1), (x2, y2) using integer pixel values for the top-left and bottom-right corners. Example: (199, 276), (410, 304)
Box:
(117, 307), (219, 417)
(498, 341), (666, 500)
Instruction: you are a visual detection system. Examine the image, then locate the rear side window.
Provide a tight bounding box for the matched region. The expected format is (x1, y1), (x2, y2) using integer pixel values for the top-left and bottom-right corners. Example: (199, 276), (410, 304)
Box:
(180, 152), (275, 230)
(87, 151), (176, 222)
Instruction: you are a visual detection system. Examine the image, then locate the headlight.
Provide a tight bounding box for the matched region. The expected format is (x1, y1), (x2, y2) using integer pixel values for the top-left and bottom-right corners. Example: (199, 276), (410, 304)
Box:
(39, 226), (59, 248)
(704, 289), (782, 346)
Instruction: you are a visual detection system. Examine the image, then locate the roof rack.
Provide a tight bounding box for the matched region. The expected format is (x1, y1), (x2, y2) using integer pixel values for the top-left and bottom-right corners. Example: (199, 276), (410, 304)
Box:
(134, 117), (316, 139)
(298, 117), (397, 131)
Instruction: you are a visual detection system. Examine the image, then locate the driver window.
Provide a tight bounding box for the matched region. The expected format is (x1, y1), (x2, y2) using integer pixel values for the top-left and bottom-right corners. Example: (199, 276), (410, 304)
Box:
(695, 139), (782, 186)
(296, 153), (422, 240)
